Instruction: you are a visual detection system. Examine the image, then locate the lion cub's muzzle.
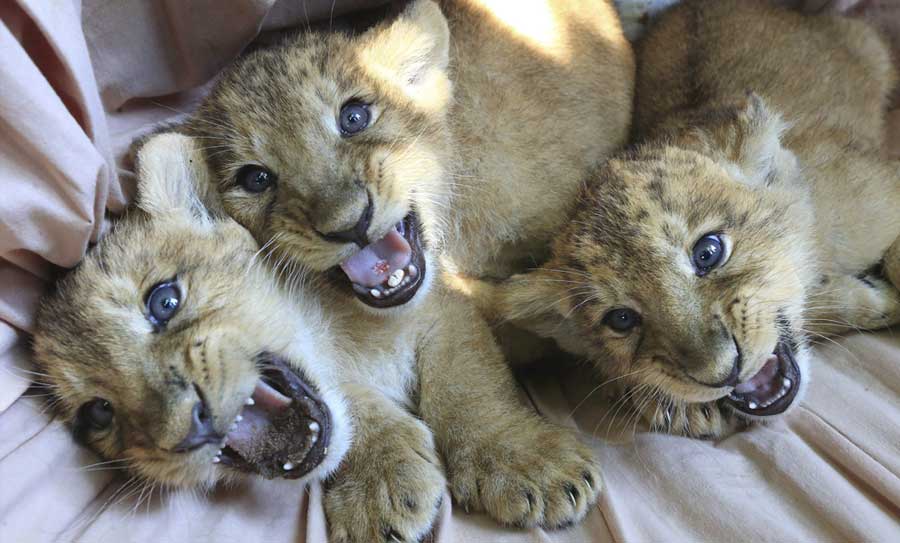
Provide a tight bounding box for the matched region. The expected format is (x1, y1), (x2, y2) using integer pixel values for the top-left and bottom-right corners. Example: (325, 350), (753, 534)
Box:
(193, 355), (332, 480)
(337, 211), (427, 308)
(725, 338), (801, 417)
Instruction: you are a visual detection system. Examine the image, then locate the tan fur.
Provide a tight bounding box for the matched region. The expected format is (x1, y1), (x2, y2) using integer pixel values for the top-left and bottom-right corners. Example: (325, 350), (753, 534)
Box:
(472, 0), (900, 438)
(167, 1), (629, 538)
(32, 134), (352, 488)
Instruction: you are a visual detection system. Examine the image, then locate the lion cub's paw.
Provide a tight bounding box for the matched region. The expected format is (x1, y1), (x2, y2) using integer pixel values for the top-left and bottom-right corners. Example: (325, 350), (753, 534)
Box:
(447, 423), (601, 529)
(642, 397), (735, 439)
(325, 420), (445, 543)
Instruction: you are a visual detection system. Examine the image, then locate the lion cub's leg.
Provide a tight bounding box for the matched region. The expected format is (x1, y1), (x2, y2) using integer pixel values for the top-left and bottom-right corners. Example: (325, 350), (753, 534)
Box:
(324, 383), (445, 543)
(805, 270), (900, 336)
(417, 293), (601, 529)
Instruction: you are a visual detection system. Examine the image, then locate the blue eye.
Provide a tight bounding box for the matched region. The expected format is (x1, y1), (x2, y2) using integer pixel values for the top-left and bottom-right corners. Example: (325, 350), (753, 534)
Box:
(692, 234), (725, 276)
(146, 282), (181, 328)
(339, 102), (371, 136)
(603, 308), (641, 333)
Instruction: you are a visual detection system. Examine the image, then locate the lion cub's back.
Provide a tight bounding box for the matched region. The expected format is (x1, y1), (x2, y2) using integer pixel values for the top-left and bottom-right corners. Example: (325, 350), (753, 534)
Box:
(635, 0), (895, 145)
(443, 0), (634, 277)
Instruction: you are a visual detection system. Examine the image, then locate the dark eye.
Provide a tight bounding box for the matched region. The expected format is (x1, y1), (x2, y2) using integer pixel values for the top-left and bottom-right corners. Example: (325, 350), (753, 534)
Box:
(236, 165), (276, 193)
(339, 102), (370, 136)
(692, 233), (726, 276)
(146, 281), (181, 328)
(603, 308), (641, 333)
(79, 398), (114, 430)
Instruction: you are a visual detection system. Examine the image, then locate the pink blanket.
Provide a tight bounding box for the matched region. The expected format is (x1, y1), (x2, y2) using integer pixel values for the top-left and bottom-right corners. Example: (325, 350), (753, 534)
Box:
(1, 1), (898, 541)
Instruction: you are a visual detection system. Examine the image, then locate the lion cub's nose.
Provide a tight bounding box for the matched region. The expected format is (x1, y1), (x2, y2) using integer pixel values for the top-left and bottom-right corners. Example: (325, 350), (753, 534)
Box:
(172, 394), (222, 453)
(320, 194), (373, 248)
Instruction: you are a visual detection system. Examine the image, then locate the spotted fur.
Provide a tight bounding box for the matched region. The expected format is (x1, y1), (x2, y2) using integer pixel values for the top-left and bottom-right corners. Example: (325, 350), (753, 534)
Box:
(469, 0), (900, 439)
(32, 134), (352, 489)
(150, 1), (634, 539)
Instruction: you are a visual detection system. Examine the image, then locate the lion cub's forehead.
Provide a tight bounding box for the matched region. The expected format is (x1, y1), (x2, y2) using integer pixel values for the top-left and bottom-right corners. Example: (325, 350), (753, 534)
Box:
(564, 153), (785, 288)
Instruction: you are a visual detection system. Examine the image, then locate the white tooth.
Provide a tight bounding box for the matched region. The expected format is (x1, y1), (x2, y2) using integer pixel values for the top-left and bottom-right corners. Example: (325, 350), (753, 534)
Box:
(783, 378), (791, 388)
(311, 434), (318, 444)
(235, 415), (243, 422)
(309, 421), (320, 433)
(407, 264), (418, 278)
(370, 288), (382, 298)
(748, 401), (758, 410)
(245, 398), (255, 406)
(217, 449), (223, 456)
(213, 457), (220, 464)
(388, 269), (404, 287)
(283, 462), (294, 471)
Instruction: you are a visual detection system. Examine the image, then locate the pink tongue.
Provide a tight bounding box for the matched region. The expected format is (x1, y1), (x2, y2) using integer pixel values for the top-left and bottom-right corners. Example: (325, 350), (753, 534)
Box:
(733, 355), (780, 394)
(226, 380), (292, 455)
(339, 227), (412, 287)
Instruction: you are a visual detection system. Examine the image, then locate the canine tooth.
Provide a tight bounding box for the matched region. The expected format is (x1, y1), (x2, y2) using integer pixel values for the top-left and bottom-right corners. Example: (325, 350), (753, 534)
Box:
(213, 457), (221, 464)
(783, 378), (791, 388)
(311, 434), (318, 444)
(235, 415), (243, 423)
(388, 269), (405, 287)
(283, 462), (294, 471)
(370, 288), (382, 298)
(309, 421), (320, 433)
(245, 398), (255, 406)
(407, 264), (418, 278)
(748, 401), (758, 410)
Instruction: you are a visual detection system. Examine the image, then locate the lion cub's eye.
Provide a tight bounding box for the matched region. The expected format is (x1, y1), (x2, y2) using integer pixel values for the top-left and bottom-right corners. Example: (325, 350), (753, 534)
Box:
(146, 281), (181, 329)
(603, 308), (641, 333)
(692, 233), (726, 276)
(339, 102), (371, 136)
(79, 398), (114, 430)
(236, 165), (276, 194)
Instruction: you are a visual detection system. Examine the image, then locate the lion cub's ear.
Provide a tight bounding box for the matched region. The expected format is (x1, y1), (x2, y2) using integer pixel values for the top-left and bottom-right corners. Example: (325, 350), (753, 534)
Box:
(134, 133), (213, 224)
(360, 0), (451, 110)
(681, 93), (799, 189)
(727, 93), (798, 187)
(452, 269), (571, 335)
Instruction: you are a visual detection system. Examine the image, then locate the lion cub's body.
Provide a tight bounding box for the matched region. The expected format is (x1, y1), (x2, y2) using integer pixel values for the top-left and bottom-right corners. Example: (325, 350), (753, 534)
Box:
(476, 0), (900, 438)
(439, 0), (634, 277)
(177, 1), (630, 539)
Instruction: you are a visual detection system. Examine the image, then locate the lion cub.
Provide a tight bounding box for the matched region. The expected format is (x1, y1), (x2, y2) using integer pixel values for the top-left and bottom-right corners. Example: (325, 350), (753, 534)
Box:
(159, 0), (630, 538)
(470, 0), (900, 438)
(33, 134), (352, 488)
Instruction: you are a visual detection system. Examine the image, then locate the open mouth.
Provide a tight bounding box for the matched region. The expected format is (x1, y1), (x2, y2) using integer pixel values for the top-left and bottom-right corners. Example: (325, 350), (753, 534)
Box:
(725, 338), (801, 417)
(338, 212), (426, 308)
(213, 355), (331, 480)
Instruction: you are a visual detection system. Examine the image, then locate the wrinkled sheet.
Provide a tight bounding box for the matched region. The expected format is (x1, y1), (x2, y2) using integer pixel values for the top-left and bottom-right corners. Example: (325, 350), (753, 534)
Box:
(1, 0), (898, 541)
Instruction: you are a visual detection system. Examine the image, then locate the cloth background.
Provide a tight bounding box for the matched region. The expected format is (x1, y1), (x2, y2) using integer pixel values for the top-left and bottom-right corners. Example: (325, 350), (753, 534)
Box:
(1, 0), (898, 541)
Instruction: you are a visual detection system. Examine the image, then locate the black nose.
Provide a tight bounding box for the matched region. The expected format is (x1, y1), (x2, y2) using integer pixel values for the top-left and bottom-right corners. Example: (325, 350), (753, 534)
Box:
(172, 392), (222, 453)
(321, 193), (373, 248)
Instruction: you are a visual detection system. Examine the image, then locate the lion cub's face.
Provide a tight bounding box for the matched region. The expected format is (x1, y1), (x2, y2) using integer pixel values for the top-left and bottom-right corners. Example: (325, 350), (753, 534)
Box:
(505, 128), (817, 419)
(32, 135), (349, 488)
(190, 0), (452, 312)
